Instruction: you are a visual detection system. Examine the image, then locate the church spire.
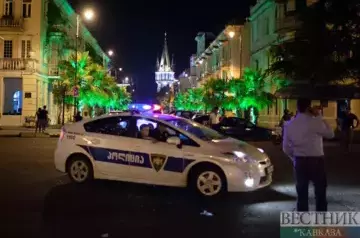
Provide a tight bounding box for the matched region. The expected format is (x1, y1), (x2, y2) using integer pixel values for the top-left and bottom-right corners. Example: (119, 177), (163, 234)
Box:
(159, 32), (171, 71)
(156, 55), (160, 69)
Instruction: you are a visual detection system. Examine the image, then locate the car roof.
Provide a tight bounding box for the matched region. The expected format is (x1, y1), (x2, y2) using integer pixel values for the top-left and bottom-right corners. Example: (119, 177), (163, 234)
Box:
(79, 112), (182, 123)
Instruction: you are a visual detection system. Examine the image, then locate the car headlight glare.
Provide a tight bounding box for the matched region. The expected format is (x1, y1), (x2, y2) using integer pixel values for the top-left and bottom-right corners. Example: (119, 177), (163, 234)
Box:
(257, 148), (264, 153)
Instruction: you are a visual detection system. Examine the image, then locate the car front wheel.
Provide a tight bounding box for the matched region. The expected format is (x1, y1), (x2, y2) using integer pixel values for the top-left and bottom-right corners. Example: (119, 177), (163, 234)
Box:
(190, 165), (226, 197)
(67, 157), (93, 183)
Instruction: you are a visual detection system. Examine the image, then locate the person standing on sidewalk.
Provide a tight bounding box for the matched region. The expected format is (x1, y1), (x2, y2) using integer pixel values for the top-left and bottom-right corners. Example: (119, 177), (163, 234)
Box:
(283, 99), (334, 211)
(35, 108), (42, 134)
(39, 106), (48, 133)
(341, 108), (359, 152)
(209, 107), (220, 129)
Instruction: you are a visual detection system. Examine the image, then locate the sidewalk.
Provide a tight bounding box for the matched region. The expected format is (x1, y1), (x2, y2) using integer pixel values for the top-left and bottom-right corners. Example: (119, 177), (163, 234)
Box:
(0, 126), (60, 138)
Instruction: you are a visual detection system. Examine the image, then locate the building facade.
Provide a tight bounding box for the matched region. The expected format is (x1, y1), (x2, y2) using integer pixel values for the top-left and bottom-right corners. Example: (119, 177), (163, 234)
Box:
(0, 0), (109, 126)
(249, 0), (328, 129)
(155, 33), (176, 92)
(193, 25), (250, 85)
(249, 0), (281, 128)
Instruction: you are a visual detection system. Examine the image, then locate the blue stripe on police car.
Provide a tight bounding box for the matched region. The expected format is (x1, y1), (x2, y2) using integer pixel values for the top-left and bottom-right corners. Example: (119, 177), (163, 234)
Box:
(77, 145), (195, 173)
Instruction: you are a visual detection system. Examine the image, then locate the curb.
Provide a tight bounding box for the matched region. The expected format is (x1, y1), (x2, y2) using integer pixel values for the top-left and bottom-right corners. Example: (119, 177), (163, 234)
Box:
(0, 133), (60, 138)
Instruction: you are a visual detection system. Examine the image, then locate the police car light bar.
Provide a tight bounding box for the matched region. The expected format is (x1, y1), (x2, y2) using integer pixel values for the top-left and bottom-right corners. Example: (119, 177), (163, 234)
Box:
(142, 105), (152, 110)
(153, 104), (161, 111)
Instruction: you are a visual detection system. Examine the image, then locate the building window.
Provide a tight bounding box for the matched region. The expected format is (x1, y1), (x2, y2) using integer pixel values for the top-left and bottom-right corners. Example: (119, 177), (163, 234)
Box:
(4, 0), (13, 16)
(4, 40), (13, 58)
(275, 99), (278, 115)
(283, 99), (288, 110)
(265, 17), (270, 35)
(13, 91), (22, 113)
(256, 20), (261, 40)
(255, 60), (259, 71)
(21, 40), (31, 58)
(22, 0), (32, 18)
(287, 0), (296, 12)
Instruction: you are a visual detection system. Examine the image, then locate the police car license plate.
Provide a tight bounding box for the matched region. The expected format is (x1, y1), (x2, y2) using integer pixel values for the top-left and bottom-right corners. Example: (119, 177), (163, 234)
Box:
(266, 165), (274, 174)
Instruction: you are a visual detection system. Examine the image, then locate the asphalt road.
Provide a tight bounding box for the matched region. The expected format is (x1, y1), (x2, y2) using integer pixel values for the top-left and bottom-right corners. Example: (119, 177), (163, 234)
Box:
(0, 138), (359, 238)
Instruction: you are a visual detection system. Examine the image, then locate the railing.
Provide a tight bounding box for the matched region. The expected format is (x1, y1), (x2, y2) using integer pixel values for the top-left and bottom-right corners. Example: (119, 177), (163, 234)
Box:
(220, 59), (230, 67)
(0, 17), (23, 29)
(275, 15), (301, 33)
(0, 58), (35, 71)
(48, 66), (60, 76)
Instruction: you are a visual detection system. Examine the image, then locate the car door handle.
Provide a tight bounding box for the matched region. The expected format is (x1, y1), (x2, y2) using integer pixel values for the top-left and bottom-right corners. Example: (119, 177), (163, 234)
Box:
(184, 153), (194, 157)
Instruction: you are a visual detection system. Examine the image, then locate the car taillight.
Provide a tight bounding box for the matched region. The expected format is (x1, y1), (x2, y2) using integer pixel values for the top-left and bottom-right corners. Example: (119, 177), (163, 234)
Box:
(59, 127), (66, 141)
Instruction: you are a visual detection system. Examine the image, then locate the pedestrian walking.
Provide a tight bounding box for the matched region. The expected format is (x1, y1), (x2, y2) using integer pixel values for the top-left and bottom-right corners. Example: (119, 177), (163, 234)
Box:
(283, 99), (334, 211)
(340, 108), (359, 152)
(35, 108), (42, 134)
(279, 109), (293, 138)
(74, 111), (83, 122)
(40, 106), (48, 133)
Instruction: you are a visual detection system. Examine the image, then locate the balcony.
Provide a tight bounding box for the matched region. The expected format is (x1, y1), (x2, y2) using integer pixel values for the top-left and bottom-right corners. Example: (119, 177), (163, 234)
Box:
(0, 58), (35, 71)
(220, 59), (230, 68)
(0, 16), (23, 31)
(275, 15), (302, 34)
(48, 65), (60, 76)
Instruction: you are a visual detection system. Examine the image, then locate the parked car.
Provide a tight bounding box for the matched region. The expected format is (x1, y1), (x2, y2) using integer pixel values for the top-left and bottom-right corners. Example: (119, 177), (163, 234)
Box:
(171, 111), (195, 119)
(193, 114), (210, 126)
(212, 117), (274, 141)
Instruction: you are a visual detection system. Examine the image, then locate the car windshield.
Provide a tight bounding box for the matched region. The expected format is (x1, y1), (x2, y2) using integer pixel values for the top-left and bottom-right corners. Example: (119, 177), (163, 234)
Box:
(163, 117), (227, 141)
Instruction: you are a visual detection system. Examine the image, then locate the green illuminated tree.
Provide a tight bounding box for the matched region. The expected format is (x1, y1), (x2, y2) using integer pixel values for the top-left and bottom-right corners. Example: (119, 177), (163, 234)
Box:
(240, 68), (275, 111)
(187, 88), (205, 111)
(55, 51), (131, 118)
(173, 92), (188, 110)
(203, 78), (228, 111)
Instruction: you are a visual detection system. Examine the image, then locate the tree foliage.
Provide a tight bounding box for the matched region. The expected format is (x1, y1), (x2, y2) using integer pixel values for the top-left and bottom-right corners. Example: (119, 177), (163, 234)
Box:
(269, 0), (360, 84)
(54, 52), (131, 113)
(173, 68), (280, 113)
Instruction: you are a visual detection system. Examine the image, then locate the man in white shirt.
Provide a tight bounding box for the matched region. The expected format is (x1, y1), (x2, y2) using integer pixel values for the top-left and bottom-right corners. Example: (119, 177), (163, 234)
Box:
(283, 98), (334, 211)
(209, 107), (220, 128)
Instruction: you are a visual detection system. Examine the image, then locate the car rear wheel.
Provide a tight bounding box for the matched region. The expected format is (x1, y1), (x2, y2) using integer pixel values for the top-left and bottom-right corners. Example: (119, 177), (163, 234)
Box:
(67, 157), (93, 183)
(190, 165), (226, 197)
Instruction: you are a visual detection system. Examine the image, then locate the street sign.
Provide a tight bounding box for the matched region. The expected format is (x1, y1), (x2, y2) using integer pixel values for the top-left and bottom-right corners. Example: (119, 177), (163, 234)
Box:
(73, 86), (79, 97)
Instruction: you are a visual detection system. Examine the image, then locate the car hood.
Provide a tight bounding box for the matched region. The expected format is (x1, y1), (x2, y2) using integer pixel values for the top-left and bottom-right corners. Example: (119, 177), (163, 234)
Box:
(209, 137), (268, 161)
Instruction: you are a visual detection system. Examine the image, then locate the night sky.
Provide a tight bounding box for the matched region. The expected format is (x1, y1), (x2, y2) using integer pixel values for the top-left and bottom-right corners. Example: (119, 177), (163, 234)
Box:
(68, 0), (256, 102)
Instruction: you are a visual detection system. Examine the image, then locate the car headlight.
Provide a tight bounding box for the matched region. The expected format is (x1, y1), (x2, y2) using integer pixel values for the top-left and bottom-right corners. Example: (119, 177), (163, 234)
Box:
(233, 151), (255, 164)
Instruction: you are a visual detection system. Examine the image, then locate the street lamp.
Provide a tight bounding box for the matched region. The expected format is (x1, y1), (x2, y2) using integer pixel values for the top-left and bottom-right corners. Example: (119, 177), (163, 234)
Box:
(119, 67), (122, 71)
(228, 31), (235, 38)
(73, 8), (95, 119)
(84, 9), (95, 20)
(108, 50), (114, 56)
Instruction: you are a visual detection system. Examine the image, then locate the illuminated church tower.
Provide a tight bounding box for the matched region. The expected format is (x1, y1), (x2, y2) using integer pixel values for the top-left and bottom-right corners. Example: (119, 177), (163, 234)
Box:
(155, 33), (175, 92)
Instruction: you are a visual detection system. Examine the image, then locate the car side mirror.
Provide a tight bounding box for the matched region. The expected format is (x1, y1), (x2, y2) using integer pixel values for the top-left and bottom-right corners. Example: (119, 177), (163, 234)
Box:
(166, 136), (182, 149)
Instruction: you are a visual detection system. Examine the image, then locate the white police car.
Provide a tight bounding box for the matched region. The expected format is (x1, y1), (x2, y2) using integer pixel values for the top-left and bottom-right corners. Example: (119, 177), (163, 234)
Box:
(54, 113), (273, 197)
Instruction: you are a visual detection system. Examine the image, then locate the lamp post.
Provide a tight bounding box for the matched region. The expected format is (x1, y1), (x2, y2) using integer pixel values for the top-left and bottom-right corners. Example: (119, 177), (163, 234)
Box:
(73, 9), (94, 120)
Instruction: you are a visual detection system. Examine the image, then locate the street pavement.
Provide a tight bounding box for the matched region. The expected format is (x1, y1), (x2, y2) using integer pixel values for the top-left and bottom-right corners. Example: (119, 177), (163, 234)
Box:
(0, 138), (359, 238)
(0, 127), (60, 137)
